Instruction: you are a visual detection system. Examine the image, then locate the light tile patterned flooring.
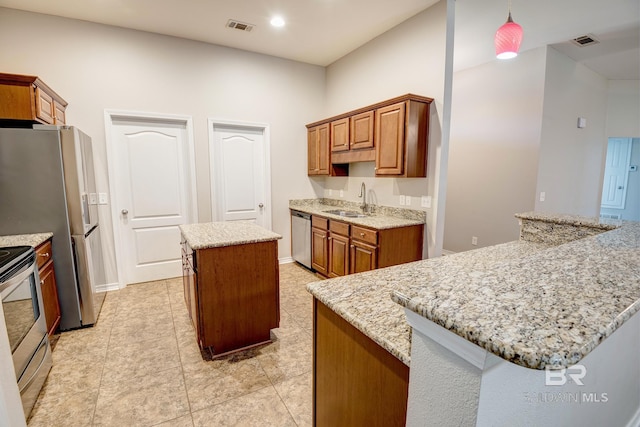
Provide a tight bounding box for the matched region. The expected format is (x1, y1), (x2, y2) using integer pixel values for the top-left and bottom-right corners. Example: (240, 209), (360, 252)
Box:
(27, 263), (318, 427)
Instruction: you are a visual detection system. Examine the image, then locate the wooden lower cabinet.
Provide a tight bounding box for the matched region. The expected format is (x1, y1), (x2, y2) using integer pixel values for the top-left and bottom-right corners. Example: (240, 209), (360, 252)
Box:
(311, 214), (423, 278)
(181, 239), (280, 355)
(35, 239), (60, 336)
(313, 299), (409, 426)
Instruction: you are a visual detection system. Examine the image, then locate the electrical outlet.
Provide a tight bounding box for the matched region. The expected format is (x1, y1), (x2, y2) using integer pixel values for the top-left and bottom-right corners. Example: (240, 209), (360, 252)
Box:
(339, 189), (344, 198)
(421, 196), (432, 208)
(399, 195), (405, 206)
(328, 189), (332, 196)
(405, 196), (412, 206)
(539, 192), (546, 202)
(472, 236), (478, 246)
(98, 193), (109, 205)
(89, 193), (98, 205)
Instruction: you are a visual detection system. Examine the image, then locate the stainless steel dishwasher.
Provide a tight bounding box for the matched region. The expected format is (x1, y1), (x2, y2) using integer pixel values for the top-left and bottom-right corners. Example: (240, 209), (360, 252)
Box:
(290, 210), (312, 269)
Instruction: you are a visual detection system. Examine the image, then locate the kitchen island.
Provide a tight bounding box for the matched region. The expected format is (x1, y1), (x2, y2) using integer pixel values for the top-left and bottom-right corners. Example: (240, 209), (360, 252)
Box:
(179, 222), (281, 358)
(307, 212), (640, 426)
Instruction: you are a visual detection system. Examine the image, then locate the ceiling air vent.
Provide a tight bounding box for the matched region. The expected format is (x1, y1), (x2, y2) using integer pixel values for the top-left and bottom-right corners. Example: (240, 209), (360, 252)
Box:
(227, 19), (254, 32)
(570, 34), (600, 47)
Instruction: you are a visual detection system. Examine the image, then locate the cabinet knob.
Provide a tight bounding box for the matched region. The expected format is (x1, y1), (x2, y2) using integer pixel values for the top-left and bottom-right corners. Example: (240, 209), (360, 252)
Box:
(350, 245), (354, 248)
(38, 252), (50, 258)
(328, 237), (332, 241)
(360, 233), (365, 237)
(40, 279), (44, 285)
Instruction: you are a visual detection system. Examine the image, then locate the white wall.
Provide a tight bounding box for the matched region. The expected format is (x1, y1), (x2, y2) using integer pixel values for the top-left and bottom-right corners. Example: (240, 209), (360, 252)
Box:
(324, 0), (449, 258)
(444, 47), (546, 253)
(0, 8), (325, 283)
(535, 47), (609, 216)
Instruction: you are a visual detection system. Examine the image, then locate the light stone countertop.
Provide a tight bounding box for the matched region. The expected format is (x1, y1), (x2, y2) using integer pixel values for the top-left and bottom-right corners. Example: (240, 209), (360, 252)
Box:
(393, 219), (640, 370)
(179, 222), (281, 250)
(0, 233), (53, 248)
(289, 198), (425, 230)
(307, 211), (640, 370)
(307, 239), (553, 366)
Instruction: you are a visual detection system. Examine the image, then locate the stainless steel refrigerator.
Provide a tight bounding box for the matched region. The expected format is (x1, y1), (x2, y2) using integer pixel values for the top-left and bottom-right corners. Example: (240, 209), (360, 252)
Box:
(0, 125), (106, 330)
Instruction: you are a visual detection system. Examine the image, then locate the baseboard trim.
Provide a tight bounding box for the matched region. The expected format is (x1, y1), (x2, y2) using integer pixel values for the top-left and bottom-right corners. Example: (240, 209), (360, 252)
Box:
(279, 257), (294, 264)
(98, 282), (121, 292)
(441, 249), (456, 256)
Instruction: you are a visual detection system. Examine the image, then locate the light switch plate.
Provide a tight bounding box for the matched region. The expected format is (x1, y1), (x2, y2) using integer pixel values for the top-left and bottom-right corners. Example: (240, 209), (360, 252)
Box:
(421, 196), (432, 208)
(89, 193), (98, 205)
(98, 193), (109, 205)
(472, 236), (478, 246)
(539, 192), (546, 202)
(399, 195), (405, 206)
(328, 189), (332, 196)
(405, 196), (412, 206)
(339, 190), (344, 198)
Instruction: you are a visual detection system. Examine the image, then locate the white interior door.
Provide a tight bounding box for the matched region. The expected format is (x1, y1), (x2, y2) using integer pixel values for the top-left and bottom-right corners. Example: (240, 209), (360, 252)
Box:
(210, 122), (271, 228)
(111, 117), (194, 284)
(601, 137), (632, 209)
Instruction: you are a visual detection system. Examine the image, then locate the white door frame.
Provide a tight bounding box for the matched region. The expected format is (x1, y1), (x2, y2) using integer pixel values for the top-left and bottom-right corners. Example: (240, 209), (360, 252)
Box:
(104, 109), (198, 289)
(208, 118), (272, 231)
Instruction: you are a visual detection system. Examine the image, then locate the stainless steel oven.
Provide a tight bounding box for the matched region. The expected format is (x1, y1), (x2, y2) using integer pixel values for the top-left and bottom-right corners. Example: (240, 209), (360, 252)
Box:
(0, 246), (52, 418)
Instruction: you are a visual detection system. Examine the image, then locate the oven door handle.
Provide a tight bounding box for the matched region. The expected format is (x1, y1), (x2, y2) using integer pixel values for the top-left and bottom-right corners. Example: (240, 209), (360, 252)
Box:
(0, 262), (36, 296)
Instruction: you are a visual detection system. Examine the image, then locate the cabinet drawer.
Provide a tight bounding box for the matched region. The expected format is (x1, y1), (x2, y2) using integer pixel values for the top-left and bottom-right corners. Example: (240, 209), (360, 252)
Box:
(351, 226), (377, 245)
(312, 215), (328, 230)
(329, 220), (349, 236)
(35, 240), (53, 270)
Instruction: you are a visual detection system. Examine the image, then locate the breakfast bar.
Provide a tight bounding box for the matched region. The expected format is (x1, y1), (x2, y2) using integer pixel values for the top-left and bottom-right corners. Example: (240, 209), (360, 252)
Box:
(307, 212), (640, 426)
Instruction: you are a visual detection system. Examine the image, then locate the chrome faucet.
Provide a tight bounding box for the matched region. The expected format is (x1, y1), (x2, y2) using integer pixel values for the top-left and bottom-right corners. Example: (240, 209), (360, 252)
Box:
(359, 182), (368, 213)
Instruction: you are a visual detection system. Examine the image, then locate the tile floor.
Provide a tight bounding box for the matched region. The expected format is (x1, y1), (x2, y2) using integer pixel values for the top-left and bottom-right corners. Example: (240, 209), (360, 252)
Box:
(27, 263), (318, 427)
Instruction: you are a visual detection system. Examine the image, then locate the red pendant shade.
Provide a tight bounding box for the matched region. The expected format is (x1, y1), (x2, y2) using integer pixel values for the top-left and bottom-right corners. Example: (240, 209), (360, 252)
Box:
(495, 12), (523, 59)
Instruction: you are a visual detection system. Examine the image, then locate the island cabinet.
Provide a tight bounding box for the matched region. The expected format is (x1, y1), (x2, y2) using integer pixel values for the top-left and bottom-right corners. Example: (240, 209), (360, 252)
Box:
(313, 299), (409, 426)
(311, 214), (423, 278)
(180, 223), (281, 357)
(0, 72), (67, 125)
(35, 238), (60, 336)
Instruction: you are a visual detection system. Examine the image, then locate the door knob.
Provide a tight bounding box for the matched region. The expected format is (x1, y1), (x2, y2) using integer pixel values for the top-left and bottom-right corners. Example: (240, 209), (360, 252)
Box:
(259, 203), (264, 208)
(618, 186), (624, 190)
(122, 209), (129, 215)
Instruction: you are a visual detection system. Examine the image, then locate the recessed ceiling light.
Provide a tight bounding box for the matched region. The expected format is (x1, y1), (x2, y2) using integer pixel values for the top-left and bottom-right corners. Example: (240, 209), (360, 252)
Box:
(270, 16), (285, 28)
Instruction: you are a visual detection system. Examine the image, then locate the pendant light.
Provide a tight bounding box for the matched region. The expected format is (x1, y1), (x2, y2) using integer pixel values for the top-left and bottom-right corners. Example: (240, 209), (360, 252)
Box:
(494, 0), (523, 59)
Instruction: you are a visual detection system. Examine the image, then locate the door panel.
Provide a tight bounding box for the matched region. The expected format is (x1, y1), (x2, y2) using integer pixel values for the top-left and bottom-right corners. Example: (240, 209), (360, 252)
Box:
(601, 138), (632, 209)
(114, 121), (191, 284)
(211, 125), (267, 226)
(328, 234), (349, 278)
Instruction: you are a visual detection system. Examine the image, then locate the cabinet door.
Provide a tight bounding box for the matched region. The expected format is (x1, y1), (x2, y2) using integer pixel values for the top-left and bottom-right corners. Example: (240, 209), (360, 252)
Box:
(350, 110), (374, 150)
(54, 101), (66, 125)
(375, 102), (405, 175)
(328, 233), (349, 278)
(39, 261), (61, 336)
(350, 240), (377, 274)
(312, 227), (329, 276)
(307, 127), (319, 175)
(331, 118), (350, 152)
(317, 123), (330, 175)
(34, 85), (55, 124)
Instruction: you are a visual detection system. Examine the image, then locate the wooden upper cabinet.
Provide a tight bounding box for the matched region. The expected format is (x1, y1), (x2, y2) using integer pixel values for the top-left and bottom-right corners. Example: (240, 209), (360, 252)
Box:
(375, 102), (406, 176)
(331, 118), (350, 152)
(308, 124), (330, 175)
(350, 110), (374, 150)
(0, 72), (67, 125)
(306, 94), (431, 177)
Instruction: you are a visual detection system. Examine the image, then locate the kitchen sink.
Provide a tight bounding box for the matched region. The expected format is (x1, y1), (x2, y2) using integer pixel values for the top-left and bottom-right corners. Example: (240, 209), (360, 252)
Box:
(323, 209), (368, 218)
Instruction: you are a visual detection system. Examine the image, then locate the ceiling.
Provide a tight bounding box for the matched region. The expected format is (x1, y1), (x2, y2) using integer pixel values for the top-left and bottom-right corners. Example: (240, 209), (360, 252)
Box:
(0, 0), (638, 79)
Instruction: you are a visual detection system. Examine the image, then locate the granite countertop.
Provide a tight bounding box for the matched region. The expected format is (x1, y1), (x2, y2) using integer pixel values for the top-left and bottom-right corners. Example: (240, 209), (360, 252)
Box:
(289, 198), (425, 230)
(307, 239), (553, 366)
(393, 219), (640, 370)
(515, 211), (619, 230)
(308, 211), (640, 370)
(0, 233), (53, 248)
(179, 222), (282, 250)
